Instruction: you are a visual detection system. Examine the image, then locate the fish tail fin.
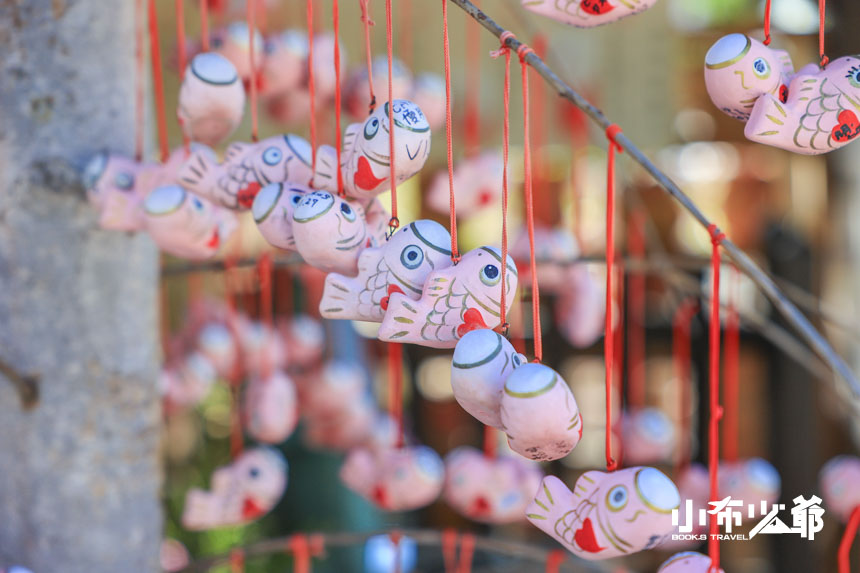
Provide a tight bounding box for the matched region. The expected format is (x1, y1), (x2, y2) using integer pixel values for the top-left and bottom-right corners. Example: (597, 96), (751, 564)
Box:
(178, 149), (219, 199)
(319, 273), (358, 319)
(526, 475), (572, 527)
(181, 489), (216, 530)
(311, 145), (339, 193)
(377, 293), (418, 342)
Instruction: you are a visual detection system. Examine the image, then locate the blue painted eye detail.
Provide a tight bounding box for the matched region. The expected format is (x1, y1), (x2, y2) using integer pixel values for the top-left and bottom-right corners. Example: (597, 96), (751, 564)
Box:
(848, 66), (860, 88)
(752, 57), (771, 79)
(364, 117), (380, 139)
(249, 467), (260, 478)
(479, 264), (501, 286)
(512, 353), (523, 367)
(263, 146), (283, 165)
(607, 485), (628, 511)
(291, 194), (302, 205)
(400, 245), (424, 269)
(339, 201), (356, 221)
(192, 197), (205, 212)
(114, 172), (135, 191)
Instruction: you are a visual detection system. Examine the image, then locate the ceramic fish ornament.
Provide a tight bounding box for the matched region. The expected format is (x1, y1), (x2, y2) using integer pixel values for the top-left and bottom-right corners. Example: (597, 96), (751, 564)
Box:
(182, 446), (287, 530)
(664, 463), (710, 551)
(410, 73), (447, 131)
(526, 467), (680, 559)
(308, 33), (347, 101)
(443, 446), (543, 524)
(500, 363), (583, 461)
(451, 329), (526, 428)
(556, 265), (606, 348)
(820, 455), (860, 522)
(292, 190), (379, 275)
(236, 318), (288, 377)
(260, 29), (308, 98)
(704, 33), (794, 122)
(210, 22), (265, 83)
(719, 457), (780, 506)
(142, 184), (237, 260)
(301, 361), (367, 415)
(252, 182), (309, 251)
(160, 539), (191, 573)
(522, 0), (659, 28)
(378, 246), (518, 348)
(243, 371), (298, 444)
(427, 151), (503, 218)
(621, 407), (677, 465)
(196, 322), (239, 378)
(340, 445), (444, 511)
(319, 220), (452, 322)
(178, 52), (246, 146)
(511, 226), (580, 294)
(744, 55), (860, 154)
(312, 99), (431, 203)
(161, 352), (217, 410)
(344, 56), (413, 119)
(304, 395), (378, 452)
(278, 314), (326, 370)
(658, 552), (724, 573)
(178, 133), (314, 210)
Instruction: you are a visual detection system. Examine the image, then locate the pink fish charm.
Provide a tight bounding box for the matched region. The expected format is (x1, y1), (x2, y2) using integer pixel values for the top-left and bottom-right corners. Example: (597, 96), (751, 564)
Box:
(236, 318), (288, 377)
(178, 52), (245, 146)
(427, 151), (503, 218)
(378, 246), (518, 348)
(522, 0), (659, 28)
(500, 363), (583, 461)
(196, 322), (239, 378)
(312, 99), (431, 203)
(304, 396), (378, 452)
(252, 182), (309, 251)
(526, 468), (680, 559)
(621, 407), (677, 465)
(277, 314), (326, 370)
(161, 539), (191, 573)
(178, 133), (314, 210)
(242, 370), (298, 444)
(210, 22), (264, 82)
(820, 455), (860, 522)
(260, 29), (308, 98)
(291, 190), (381, 275)
(319, 220), (452, 322)
(719, 457), (780, 506)
(301, 361), (367, 415)
(451, 329), (526, 428)
(511, 226), (580, 294)
(340, 445), (444, 511)
(704, 33), (794, 122)
(142, 184), (237, 260)
(410, 73), (446, 131)
(161, 352), (217, 411)
(443, 446), (543, 524)
(182, 446), (287, 530)
(344, 56), (414, 119)
(745, 55), (860, 154)
(658, 552), (724, 573)
(556, 265), (606, 348)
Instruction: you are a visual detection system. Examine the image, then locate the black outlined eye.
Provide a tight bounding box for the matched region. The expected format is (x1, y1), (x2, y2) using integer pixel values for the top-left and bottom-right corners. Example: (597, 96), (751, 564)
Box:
(400, 245), (424, 269)
(752, 57), (771, 79)
(291, 194), (302, 205)
(114, 172), (135, 191)
(364, 117), (380, 139)
(848, 66), (860, 88)
(249, 467), (260, 478)
(340, 201), (356, 221)
(263, 147), (283, 165)
(480, 264), (501, 286)
(192, 196), (205, 212)
(607, 485), (628, 511)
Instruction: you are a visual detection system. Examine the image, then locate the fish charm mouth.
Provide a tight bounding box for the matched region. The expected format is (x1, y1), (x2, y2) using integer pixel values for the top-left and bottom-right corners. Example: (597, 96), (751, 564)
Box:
(241, 496), (265, 520)
(456, 307), (489, 338)
(573, 517), (606, 553)
(206, 228), (221, 249)
(237, 181), (262, 208)
(354, 156), (387, 191)
(380, 284), (404, 311)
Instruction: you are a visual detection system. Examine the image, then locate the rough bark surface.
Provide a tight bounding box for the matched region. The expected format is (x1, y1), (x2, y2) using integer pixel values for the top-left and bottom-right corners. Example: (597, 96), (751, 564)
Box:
(0, 2), (161, 572)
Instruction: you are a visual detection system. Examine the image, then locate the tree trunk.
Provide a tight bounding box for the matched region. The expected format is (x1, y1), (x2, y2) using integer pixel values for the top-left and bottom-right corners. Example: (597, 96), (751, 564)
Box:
(0, 2), (161, 572)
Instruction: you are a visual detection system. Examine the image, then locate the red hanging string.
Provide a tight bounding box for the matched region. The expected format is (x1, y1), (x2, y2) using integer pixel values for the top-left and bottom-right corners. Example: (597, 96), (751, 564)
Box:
(441, 530), (475, 573)
(613, 267), (625, 466)
(483, 425), (497, 458)
(464, 0), (481, 155)
(531, 34), (547, 195)
(389, 530), (403, 573)
(200, 0), (210, 51)
(604, 124), (623, 472)
(399, 0), (412, 70)
(441, 0), (460, 262)
(229, 548), (244, 573)
(819, 0), (829, 67)
(257, 253), (273, 327)
(388, 342), (404, 448)
(332, 0), (345, 196)
(359, 0), (377, 114)
(148, 0), (170, 162)
(457, 534), (475, 573)
(763, 0), (772, 45)
(288, 534), (324, 573)
(839, 506), (860, 573)
(306, 0), (317, 172)
(247, 0), (259, 142)
(673, 299), (698, 475)
(706, 223), (726, 573)
(386, 0), (399, 231)
(545, 550), (566, 573)
(517, 43), (542, 362)
(722, 266), (740, 462)
(135, 0), (145, 162)
(491, 32), (513, 334)
(441, 529), (457, 573)
(176, 0), (191, 155)
(628, 210), (646, 409)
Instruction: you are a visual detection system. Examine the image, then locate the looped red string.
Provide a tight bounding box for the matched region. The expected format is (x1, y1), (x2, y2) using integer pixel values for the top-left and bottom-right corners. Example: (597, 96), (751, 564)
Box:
(148, 0), (170, 163)
(288, 534), (325, 573)
(388, 342), (404, 448)
(442, 530), (475, 573)
(385, 0), (398, 229)
(545, 550), (566, 573)
(200, 0), (210, 51)
(442, 0), (459, 262)
(306, 0), (317, 173)
(839, 506), (860, 573)
(707, 222), (725, 573)
(673, 299), (698, 476)
(516, 44), (534, 61)
(229, 548), (244, 573)
(247, 0), (259, 142)
(762, 0), (772, 45)
(604, 124), (623, 472)
(723, 266), (740, 462)
(359, 0), (376, 114)
(819, 0), (828, 67)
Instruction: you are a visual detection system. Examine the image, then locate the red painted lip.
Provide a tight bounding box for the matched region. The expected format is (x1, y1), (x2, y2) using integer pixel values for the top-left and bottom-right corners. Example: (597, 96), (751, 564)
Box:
(238, 181), (262, 208)
(206, 228), (220, 249)
(832, 110), (860, 143)
(580, 0), (614, 15)
(469, 496), (491, 516)
(456, 307), (488, 338)
(573, 517), (605, 553)
(380, 284), (405, 311)
(241, 496), (266, 520)
(354, 156), (386, 191)
(371, 485), (389, 509)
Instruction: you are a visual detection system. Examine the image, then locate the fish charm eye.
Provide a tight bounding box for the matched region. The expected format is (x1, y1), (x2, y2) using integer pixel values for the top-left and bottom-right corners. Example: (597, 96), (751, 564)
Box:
(263, 147), (283, 165)
(364, 117), (380, 140)
(752, 57), (771, 79)
(848, 66), (860, 88)
(480, 263), (501, 286)
(400, 245), (424, 269)
(114, 172), (135, 191)
(606, 485), (628, 511)
(249, 467), (260, 478)
(192, 197), (205, 212)
(339, 201), (356, 221)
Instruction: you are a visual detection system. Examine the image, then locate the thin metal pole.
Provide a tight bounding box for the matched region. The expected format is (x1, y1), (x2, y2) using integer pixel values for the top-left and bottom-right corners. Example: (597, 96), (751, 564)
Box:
(448, 0), (858, 397)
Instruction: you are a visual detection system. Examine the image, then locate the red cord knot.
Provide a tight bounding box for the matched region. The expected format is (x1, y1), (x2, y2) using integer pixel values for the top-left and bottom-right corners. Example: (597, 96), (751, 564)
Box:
(359, 0), (374, 26)
(387, 216), (400, 238)
(707, 223), (726, 246)
(451, 254), (461, 265)
(516, 43), (534, 62)
(605, 124), (623, 152)
(490, 30), (516, 58)
(545, 549), (566, 573)
(820, 54), (830, 68)
(606, 457), (619, 472)
(494, 322), (510, 337)
(763, 36), (771, 46)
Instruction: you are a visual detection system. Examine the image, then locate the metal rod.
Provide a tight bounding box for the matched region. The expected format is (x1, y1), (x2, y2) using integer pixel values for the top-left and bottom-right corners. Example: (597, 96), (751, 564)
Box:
(448, 0), (858, 396)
